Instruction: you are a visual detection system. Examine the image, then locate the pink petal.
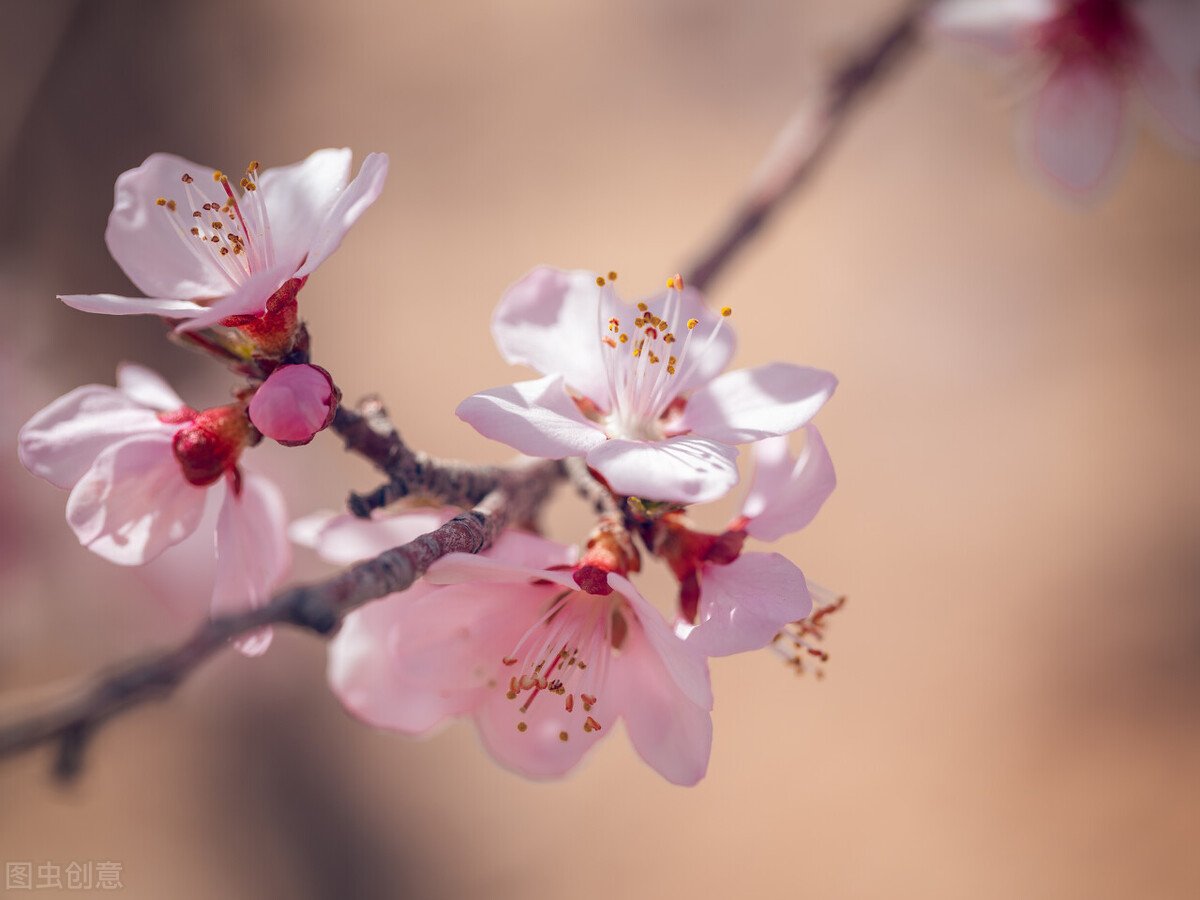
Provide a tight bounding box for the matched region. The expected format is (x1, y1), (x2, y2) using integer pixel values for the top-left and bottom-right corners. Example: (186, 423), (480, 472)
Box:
(426, 552), (579, 591)
(681, 554), (812, 657)
(643, 286), (737, 395)
(104, 153), (234, 301)
(255, 149), (353, 274)
(295, 152), (390, 278)
(1025, 57), (1129, 196)
(174, 262), (298, 332)
(490, 267), (614, 409)
(65, 434), (206, 565)
(926, 0), (1053, 52)
(58, 293), (207, 318)
(116, 363), (186, 411)
(213, 473), (291, 657)
(676, 363), (837, 444)
(248, 364), (335, 446)
(609, 573), (713, 709)
(19, 385), (174, 490)
(741, 427), (836, 542)
(300, 509), (457, 564)
(330, 581), (546, 735)
(484, 529), (579, 570)
(603, 603), (713, 786)
(1133, 0), (1200, 146)
(586, 436), (739, 504)
(455, 375), (607, 459)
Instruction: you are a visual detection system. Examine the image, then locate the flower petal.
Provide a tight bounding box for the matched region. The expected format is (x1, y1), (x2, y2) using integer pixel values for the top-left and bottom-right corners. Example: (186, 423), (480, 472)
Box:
(609, 573), (713, 708)
(676, 362), (836, 444)
(248, 364), (335, 445)
(682, 554), (812, 657)
(330, 581), (546, 735)
(586, 436), (739, 504)
(65, 434), (206, 565)
(58, 293), (207, 318)
(1133, 0), (1200, 146)
(455, 375), (607, 459)
(604, 603), (713, 786)
(741, 427), (836, 542)
(301, 509), (457, 565)
(255, 148), (352, 274)
(1024, 57), (1129, 197)
(213, 472), (291, 656)
(104, 153), (233, 301)
(925, 0), (1053, 52)
(490, 267), (614, 407)
(425, 551), (579, 590)
(116, 363), (186, 411)
(173, 262), (297, 331)
(295, 152), (390, 278)
(19, 385), (174, 489)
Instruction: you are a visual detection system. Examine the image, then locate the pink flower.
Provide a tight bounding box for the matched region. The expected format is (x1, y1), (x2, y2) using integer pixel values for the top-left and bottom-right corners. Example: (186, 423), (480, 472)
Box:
(665, 427), (836, 656)
(456, 268), (837, 504)
(18, 364), (290, 654)
(930, 0), (1200, 197)
(305, 509), (714, 784)
(248, 364), (337, 446)
(59, 149), (389, 334)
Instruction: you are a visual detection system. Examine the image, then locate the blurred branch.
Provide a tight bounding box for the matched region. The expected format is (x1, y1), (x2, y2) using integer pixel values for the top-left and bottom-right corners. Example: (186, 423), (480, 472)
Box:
(0, 458), (563, 779)
(686, 0), (932, 293)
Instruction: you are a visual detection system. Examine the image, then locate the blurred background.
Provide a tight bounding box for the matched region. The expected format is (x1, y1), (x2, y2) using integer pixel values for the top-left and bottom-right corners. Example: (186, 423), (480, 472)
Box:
(1, 0), (1197, 897)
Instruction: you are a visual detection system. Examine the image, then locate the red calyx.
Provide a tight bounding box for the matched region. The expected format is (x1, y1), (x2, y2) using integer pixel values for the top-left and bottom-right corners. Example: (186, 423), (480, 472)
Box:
(172, 404), (251, 486)
(221, 276), (306, 358)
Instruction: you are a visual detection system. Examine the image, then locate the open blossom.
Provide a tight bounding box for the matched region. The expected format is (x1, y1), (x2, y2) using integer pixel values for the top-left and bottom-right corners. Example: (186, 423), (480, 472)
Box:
(930, 0), (1200, 196)
(456, 267), (837, 504)
(59, 148), (389, 335)
(305, 509), (713, 784)
(661, 427), (836, 656)
(18, 364), (290, 655)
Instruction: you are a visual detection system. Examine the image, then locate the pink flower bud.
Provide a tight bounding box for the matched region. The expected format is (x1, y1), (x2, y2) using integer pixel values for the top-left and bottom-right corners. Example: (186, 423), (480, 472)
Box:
(248, 364), (337, 446)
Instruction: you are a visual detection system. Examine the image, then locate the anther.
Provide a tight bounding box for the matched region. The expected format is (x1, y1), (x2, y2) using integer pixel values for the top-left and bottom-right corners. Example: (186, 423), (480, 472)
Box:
(721, 307), (732, 317)
(687, 318), (699, 329)
(607, 270), (618, 281)
(517, 722), (528, 732)
(596, 276), (606, 287)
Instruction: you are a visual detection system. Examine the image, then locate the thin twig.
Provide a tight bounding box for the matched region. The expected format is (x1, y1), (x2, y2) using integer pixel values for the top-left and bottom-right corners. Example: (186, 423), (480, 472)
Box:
(0, 460), (563, 778)
(686, 0), (931, 293)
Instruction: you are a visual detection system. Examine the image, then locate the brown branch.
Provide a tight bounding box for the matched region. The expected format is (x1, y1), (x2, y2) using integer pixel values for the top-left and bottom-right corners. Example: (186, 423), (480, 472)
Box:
(0, 460), (563, 779)
(685, 0), (932, 293)
(332, 399), (505, 516)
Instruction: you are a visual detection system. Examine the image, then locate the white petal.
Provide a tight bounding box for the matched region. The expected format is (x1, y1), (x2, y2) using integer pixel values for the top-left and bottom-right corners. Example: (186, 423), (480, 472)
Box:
(926, 0), (1054, 52)
(681, 554), (812, 657)
(173, 262), (298, 331)
(455, 375), (607, 459)
(643, 286), (737, 395)
(58, 293), (207, 318)
(1023, 58), (1129, 197)
(116, 363), (186, 411)
(19, 385), (173, 489)
(256, 148), (352, 274)
(676, 363), (836, 444)
(295, 152), (389, 278)
(304, 509), (457, 565)
(741, 427), (836, 542)
(491, 267), (614, 408)
(213, 472), (291, 657)
(104, 153), (233, 301)
(425, 552), (579, 590)
(65, 434), (207, 565)
(586, 436), (740, 504)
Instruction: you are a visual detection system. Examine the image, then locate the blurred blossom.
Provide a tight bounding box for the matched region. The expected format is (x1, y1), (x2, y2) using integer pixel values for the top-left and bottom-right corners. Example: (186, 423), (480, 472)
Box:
(930, 0), (1200, 197)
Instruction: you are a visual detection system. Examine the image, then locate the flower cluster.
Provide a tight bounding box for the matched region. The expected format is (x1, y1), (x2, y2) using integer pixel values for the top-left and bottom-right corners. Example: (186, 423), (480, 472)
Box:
(306, 268), (841, 784)
(929, 0), (1200, 198)
(20, 149), (388, 653)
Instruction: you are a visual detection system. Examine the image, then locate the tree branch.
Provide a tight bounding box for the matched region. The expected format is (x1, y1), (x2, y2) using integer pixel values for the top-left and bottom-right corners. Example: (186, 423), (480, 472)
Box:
(685, 0), (931, 293)
(0, 459), (563, 779)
